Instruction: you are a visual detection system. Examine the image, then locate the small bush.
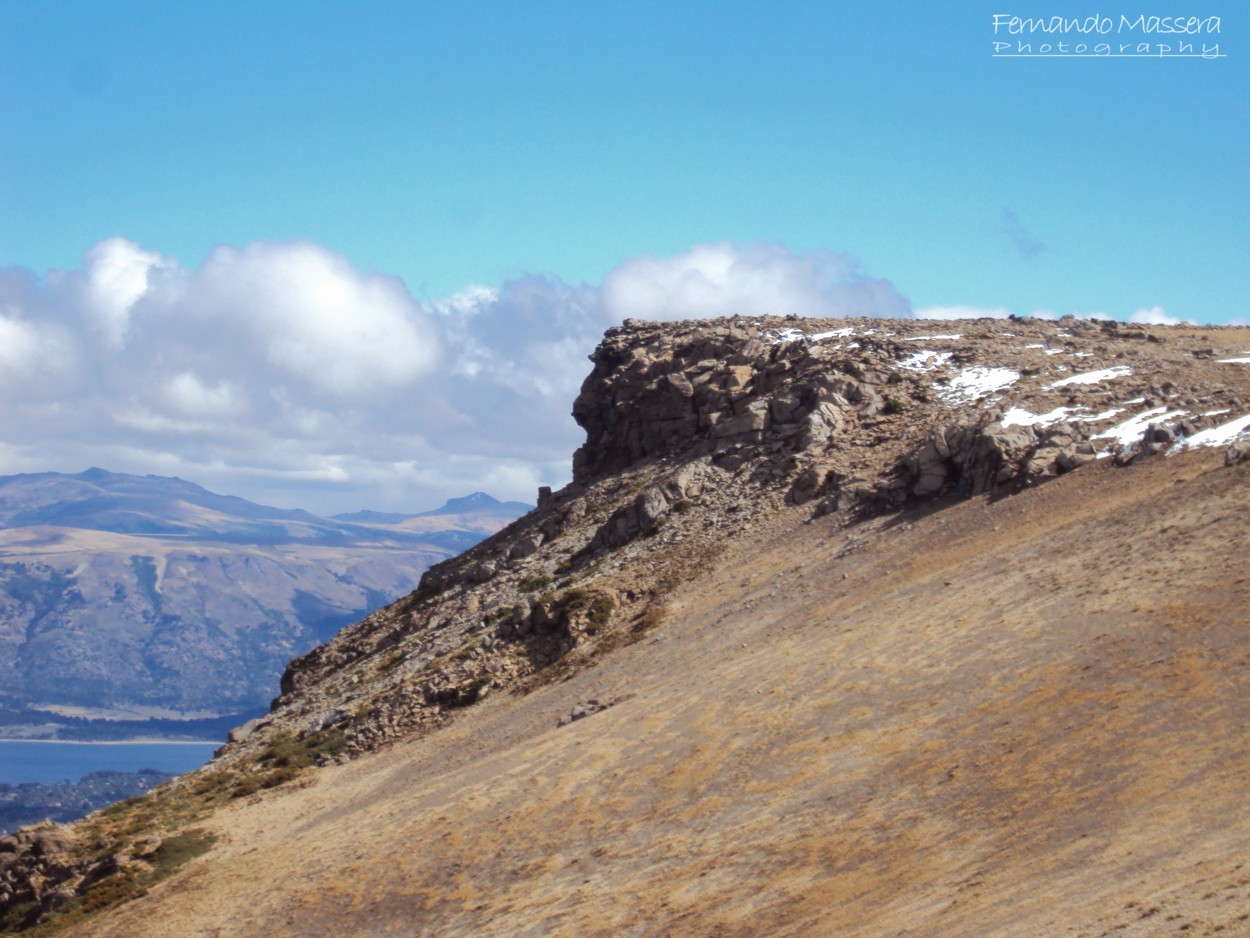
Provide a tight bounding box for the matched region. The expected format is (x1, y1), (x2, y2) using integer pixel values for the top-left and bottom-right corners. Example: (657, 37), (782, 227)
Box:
(149, 829), (216, 877)
(256, 728), (347, 773)
(519, 574), (553, 592)
(587, 595), (615, 629)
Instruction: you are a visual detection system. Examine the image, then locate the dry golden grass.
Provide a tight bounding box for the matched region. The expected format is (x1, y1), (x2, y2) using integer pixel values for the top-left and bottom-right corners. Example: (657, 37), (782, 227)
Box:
(70, 450), (1250, 938)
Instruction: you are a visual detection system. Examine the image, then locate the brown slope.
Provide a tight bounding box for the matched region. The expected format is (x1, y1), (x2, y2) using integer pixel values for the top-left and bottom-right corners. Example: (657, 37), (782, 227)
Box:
(80, 447), (1250, 938)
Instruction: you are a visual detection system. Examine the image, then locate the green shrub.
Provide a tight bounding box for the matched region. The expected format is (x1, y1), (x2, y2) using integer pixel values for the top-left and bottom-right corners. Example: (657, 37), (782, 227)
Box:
(519, 573), (553, 592)
(148, 829), (216, 876)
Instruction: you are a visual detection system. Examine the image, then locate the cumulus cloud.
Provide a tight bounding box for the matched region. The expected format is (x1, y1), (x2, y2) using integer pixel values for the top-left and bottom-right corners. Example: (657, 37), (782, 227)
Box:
(601, 242), (910, 321)
(1128, 306), (1192, 325)
(0, 314), (76, 386)
(180, 242), (441, 396)
(78, 237), (169, 347)
(163, 372), (246, 418)
(0, 237), (908, 513)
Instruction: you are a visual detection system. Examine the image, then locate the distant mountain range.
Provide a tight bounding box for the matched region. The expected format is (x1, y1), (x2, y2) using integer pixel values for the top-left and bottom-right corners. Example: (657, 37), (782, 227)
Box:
(0, 470), (531, 739)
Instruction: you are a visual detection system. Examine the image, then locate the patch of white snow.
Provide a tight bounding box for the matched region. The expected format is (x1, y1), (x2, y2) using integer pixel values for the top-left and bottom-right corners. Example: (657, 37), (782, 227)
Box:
(899, 350), (954, 372)
(1181, 412), (1250, 449)
(1088, 407), (1126, 422)
(768, 326), (856, 345)
(1045, 366), (1133, 389)
(1092, 406), (1187, 448)
(772, 328), (805, 343)
(937, 366), (1020, 403)
(1001, 406), (1082, 428)
(810, 327), (856, 341)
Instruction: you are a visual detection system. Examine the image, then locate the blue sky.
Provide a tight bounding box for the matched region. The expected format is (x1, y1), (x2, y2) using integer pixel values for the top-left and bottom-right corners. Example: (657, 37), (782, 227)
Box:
(0, 2), (1246, 512)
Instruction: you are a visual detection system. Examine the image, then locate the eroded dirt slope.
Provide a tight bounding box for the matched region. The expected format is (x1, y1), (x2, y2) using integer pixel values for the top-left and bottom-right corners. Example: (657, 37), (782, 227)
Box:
(82, 448), (1250, 937)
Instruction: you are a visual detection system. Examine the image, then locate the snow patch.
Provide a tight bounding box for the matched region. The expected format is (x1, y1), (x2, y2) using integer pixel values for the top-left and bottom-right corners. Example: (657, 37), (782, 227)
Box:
(1092, 406), (1187, 448)
(899, 350), (953, 373)
(1001, 406), (1082, 428)
(1045, 366), (1133, 389)
(1088, 407), (1126, 422)
(937, 366), (1020, 404)
(905, 334), (961, 341)
(1001, 404), (1126, 428)
(1180, 412), (1250, 449)
(1217, 357), (1250, 364)
(768, 326), (855, 345)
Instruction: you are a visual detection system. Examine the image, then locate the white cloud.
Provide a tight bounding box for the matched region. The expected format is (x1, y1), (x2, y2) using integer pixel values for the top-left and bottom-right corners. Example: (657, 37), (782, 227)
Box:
(0, 313), (77, 390)
(164, 372), (246, 418)
(183, 242), (442, 397)
(21, 236), (1185, 515)
(80, 236), (169, 348)
(601, 242), (910, 321)
(1128, 306), (1191, 325)
(0, 316), (51, 374)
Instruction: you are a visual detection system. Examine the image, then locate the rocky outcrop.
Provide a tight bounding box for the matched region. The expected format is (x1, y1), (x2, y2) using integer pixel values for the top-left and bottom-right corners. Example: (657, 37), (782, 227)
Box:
(248, 315), (1250, 768)
(909, 418), (1097, 498)
(570, 320), (893, 483)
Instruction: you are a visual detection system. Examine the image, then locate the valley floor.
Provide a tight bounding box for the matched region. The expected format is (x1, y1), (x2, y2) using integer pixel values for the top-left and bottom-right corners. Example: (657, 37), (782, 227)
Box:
(81, 449), (1250, 937)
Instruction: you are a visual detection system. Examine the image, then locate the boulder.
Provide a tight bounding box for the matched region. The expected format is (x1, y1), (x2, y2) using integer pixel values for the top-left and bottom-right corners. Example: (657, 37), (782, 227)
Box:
(1226, 439), (1250, 466)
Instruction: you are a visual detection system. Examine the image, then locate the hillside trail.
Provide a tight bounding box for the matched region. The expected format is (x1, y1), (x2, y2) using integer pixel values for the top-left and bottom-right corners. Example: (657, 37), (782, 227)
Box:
(85, 447), (1250, 937)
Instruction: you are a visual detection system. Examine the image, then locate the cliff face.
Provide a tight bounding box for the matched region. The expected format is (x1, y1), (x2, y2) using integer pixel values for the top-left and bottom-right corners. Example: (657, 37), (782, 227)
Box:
(6, 315), (1250, 936)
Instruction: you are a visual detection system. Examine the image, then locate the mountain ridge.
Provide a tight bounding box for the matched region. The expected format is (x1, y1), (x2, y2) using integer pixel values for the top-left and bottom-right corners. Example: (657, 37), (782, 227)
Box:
(0, 473), (531, 732)
(3, 314), (1250, 935)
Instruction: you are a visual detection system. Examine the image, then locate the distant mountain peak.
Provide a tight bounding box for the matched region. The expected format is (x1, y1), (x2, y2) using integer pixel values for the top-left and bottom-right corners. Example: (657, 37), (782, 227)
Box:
(418, 491), (534, 518)
(443, 491), (499, 509)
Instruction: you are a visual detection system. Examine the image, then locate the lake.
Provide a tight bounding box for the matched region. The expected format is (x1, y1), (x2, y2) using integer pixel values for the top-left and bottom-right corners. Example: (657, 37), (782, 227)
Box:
(0, 740), (222, 786)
